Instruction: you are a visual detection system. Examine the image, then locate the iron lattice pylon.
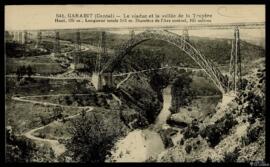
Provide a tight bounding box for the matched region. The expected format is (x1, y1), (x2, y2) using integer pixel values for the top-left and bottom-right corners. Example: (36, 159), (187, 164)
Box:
(18, 32), (23, 44)
(95, 31), (107, 73)
(36, 31), (42, 48)
(53, 31), (60, 53)
(130, 30), (135, 39)
(229, 26), (242, 93)
(76, 30), (81, 51)
(24, 31), (28, 44)
(73, 31), (81, 67)
(182, 28), (189, 42)
(182, 28), (189, 50)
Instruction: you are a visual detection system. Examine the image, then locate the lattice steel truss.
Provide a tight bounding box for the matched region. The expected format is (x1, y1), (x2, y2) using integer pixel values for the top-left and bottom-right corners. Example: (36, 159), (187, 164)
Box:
(53, 31), (60, 53)
(101, 29), (228, 94)
(229, 26), (242, 93)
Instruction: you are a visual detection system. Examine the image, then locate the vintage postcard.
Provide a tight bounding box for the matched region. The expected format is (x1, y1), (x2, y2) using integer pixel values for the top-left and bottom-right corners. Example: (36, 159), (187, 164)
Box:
(5, 5), (266, 163)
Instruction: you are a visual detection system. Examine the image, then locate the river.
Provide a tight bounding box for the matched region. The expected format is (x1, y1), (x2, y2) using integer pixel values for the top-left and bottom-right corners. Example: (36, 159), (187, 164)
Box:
(106, 85), (221, 162)
(106, 86), (172, 162)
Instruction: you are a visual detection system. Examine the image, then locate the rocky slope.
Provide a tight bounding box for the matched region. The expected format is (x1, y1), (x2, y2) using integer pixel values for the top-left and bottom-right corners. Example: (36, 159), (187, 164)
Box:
(155, 64), (265, 162)
(114, 73), (164, 129)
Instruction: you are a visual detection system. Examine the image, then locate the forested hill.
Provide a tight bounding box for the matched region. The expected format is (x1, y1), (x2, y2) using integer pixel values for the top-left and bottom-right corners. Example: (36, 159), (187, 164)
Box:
(58, 30), (265, 66)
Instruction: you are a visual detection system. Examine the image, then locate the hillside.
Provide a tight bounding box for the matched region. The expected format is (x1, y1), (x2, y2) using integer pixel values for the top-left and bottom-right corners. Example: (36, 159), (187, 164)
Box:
(58, 30), (265, 67)
(154, 63), (266, 162)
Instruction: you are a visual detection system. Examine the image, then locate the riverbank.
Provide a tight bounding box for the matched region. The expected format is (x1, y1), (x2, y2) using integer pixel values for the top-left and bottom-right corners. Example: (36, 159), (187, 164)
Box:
(107, 83), (226, 162)
(107, 86), (172, 162)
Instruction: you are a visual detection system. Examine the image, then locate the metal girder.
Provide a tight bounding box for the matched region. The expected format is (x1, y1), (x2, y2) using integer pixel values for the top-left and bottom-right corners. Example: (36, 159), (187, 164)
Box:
(101, 30), (227, 93)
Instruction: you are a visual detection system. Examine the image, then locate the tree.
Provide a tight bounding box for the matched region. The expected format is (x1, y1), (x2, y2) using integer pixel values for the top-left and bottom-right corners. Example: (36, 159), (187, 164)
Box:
(150, 72), (170, 91)
(170, 74), (194, 113)
(26, 65), (34, 78)
(52, 106), (63, 119)
(6, 126), (37, 162)
(66, 112), (120, 162)
(16, 66), (27, 81)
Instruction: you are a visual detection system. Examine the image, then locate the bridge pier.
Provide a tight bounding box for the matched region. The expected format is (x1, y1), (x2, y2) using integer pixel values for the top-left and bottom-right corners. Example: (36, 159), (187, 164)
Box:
(91, 72), (104, 91)
(19, 31), (24, 44)
(36, 31), (42, 48)
(229, 26), (242, 94)
(91, 72), (114, 91)
(221, 91), (237, 107)
(14, 31), (19, 42)
(75, 31), (81, 51)
(53, 31), (60, 54)
(103, 73), (113, 89)
(23, 30), (28, 44)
